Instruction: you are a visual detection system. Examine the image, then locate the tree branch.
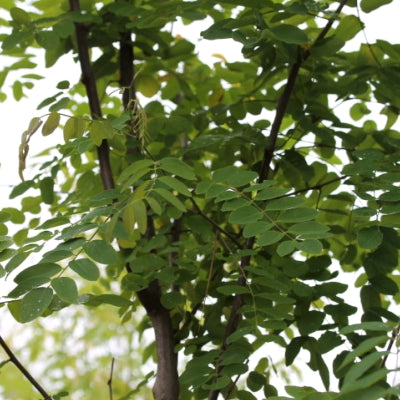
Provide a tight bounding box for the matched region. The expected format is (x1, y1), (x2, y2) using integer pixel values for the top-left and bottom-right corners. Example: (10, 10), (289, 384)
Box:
(69, 0), (115, 191)
(208, 1), (350, 398)
(120, 32), (135, 109)
(137, 281), (179, 400)
(0, 335), (52, 399)
(259, 52), (302, 182)
(118, 24), (179, 400)
(190, 198), (242, 248)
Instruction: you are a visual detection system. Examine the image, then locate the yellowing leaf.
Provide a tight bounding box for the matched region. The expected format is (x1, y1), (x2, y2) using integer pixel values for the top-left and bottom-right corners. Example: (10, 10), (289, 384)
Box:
(209, 87), (224, 107)
(135, 74), (160, 98)
(63, 117), (87, 141)
(212, 53), (227, 62)
(123, 202), (136, 235)
(42, 111), (60, 136)
(19, 117), (42, 181)
(132, 199), (147, 235)
(89, 119), (114, 146)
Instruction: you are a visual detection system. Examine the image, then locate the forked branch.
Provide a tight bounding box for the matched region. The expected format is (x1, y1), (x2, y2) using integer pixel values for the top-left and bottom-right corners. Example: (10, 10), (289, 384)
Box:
(0, 335), (52, 399)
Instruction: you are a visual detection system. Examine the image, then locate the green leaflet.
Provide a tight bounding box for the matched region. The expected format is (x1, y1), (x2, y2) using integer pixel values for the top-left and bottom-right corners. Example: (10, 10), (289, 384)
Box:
(63, 117), (87, 141)
(266, 25), (309, 45)
(14, 263), (62, 284)
(51, 277), (78, 304)
(83, 240), (118, 264)
(338, 336), (389, 370)
(212, 166), (258, 187)
(160, 291), (185, 309)
(154, 188), (186, 212)
(257, 230), (285, 246)
(340, 322), (392, 334)
(357, 226), (383, 249)
(20, 287), (53, 323)
(360, 0), (393, 13)
(159, 157), (195, 180)
(158, 176), (192, 197)
(39, 177), (54, 204)
(228, 205), (263, 224)
(89, 120), (114, 146)
(69, 258), (100, 281)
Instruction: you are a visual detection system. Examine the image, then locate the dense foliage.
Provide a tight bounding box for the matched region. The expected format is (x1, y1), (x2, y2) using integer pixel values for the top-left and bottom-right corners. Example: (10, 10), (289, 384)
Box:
(0, 0), (400, 399)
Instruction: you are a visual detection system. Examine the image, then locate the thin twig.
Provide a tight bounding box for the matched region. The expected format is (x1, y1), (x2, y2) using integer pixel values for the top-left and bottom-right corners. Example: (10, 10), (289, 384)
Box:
(0, 335), (52, 399)
(279, 175), (348, 199)
(190, 198), (241, 248)
(381, 326), (400, 368)
(224, 364), (247, 399)
(107, 357), (115, 400)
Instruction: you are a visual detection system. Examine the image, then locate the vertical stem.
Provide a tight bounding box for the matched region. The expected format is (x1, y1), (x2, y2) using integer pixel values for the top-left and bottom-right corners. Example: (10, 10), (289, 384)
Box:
(69, 0), (115, 191)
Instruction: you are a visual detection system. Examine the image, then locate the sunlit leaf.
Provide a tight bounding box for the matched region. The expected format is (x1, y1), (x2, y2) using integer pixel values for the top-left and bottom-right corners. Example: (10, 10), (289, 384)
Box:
(42, 111), (60, 136)
(154, 188), (186, 212)
(360, 0), (392, 13)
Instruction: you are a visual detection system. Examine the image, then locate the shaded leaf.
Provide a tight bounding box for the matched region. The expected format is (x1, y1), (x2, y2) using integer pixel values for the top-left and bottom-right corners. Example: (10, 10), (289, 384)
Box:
(229, 205), (263, 224)
(258, 230), (285, 246)
(358, 227), (383, 249)
(154, 188), (186, 212)
(267, 25), (308, 45)
(51, 277), (78, 304)
(83, 240), (117, 264)
(39, 177), (54, 204)
(20, 287), (53, 323)
(159, 158), (195, 180)
(69, 258), (100, 281)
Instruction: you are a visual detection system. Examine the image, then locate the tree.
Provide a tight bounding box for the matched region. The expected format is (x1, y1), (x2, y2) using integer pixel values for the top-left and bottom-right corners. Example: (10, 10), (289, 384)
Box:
(0, 0), (399, 399)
